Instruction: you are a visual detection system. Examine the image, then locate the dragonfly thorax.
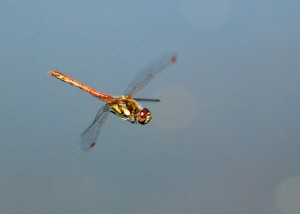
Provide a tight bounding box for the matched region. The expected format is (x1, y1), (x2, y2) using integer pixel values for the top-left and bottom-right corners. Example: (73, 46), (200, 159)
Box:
(108, 96), (151, 124)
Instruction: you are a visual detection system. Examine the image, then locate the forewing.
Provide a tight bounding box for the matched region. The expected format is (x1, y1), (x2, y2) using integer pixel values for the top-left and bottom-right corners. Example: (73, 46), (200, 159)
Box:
(124, 53), (177, 96)
(80, 104), (110, 151)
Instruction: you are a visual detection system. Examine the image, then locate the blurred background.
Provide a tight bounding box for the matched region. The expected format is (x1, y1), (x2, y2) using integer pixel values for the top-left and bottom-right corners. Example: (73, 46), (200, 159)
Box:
(1, 0), (299, 213)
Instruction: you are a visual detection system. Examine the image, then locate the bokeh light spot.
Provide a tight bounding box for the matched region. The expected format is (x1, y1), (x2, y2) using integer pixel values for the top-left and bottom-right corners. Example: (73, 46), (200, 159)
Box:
(274, 176), (300, 214)
(152, 84), (197, 131)
(180, 0), (232, 30)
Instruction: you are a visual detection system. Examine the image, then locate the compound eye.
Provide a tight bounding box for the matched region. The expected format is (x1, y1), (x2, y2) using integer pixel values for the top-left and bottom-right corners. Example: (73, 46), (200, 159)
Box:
(138, 108), (152, 125)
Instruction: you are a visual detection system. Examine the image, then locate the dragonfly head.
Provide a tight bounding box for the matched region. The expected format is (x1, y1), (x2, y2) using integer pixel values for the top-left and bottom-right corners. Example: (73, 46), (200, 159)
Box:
(137, 108), (152, 125)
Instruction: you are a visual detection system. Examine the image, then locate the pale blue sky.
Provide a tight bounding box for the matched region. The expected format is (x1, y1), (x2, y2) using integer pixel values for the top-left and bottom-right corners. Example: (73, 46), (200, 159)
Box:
(1, 0), (300, 213)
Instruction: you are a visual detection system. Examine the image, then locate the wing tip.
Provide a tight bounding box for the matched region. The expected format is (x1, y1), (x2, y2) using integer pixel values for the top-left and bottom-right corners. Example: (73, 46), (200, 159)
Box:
(163, 52), (177, 64)
(80, 141), (96, 152)
(90, 142), (96, 148)
(171, 55), (177, 63)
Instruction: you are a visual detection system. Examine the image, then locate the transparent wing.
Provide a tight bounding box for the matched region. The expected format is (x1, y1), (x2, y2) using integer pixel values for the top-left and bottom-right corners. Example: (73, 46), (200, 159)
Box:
(80, 104), (110, 151)
(124, 53), (177, 96)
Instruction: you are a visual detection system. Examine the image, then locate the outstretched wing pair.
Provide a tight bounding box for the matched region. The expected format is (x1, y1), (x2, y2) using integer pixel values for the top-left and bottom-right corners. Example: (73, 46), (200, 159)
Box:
(80, 53), (177, 151)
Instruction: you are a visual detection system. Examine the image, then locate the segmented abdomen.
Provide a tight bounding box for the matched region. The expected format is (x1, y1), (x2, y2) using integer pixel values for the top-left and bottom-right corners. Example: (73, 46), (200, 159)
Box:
(48, 71), (112, 103)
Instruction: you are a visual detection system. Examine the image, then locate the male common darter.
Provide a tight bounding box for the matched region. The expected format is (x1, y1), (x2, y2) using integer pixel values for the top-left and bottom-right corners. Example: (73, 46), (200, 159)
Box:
(48, 53), (177, 151)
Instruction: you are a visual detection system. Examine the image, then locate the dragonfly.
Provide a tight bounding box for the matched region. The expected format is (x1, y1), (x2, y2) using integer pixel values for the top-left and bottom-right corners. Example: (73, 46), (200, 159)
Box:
(48, 53), (177, 151)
